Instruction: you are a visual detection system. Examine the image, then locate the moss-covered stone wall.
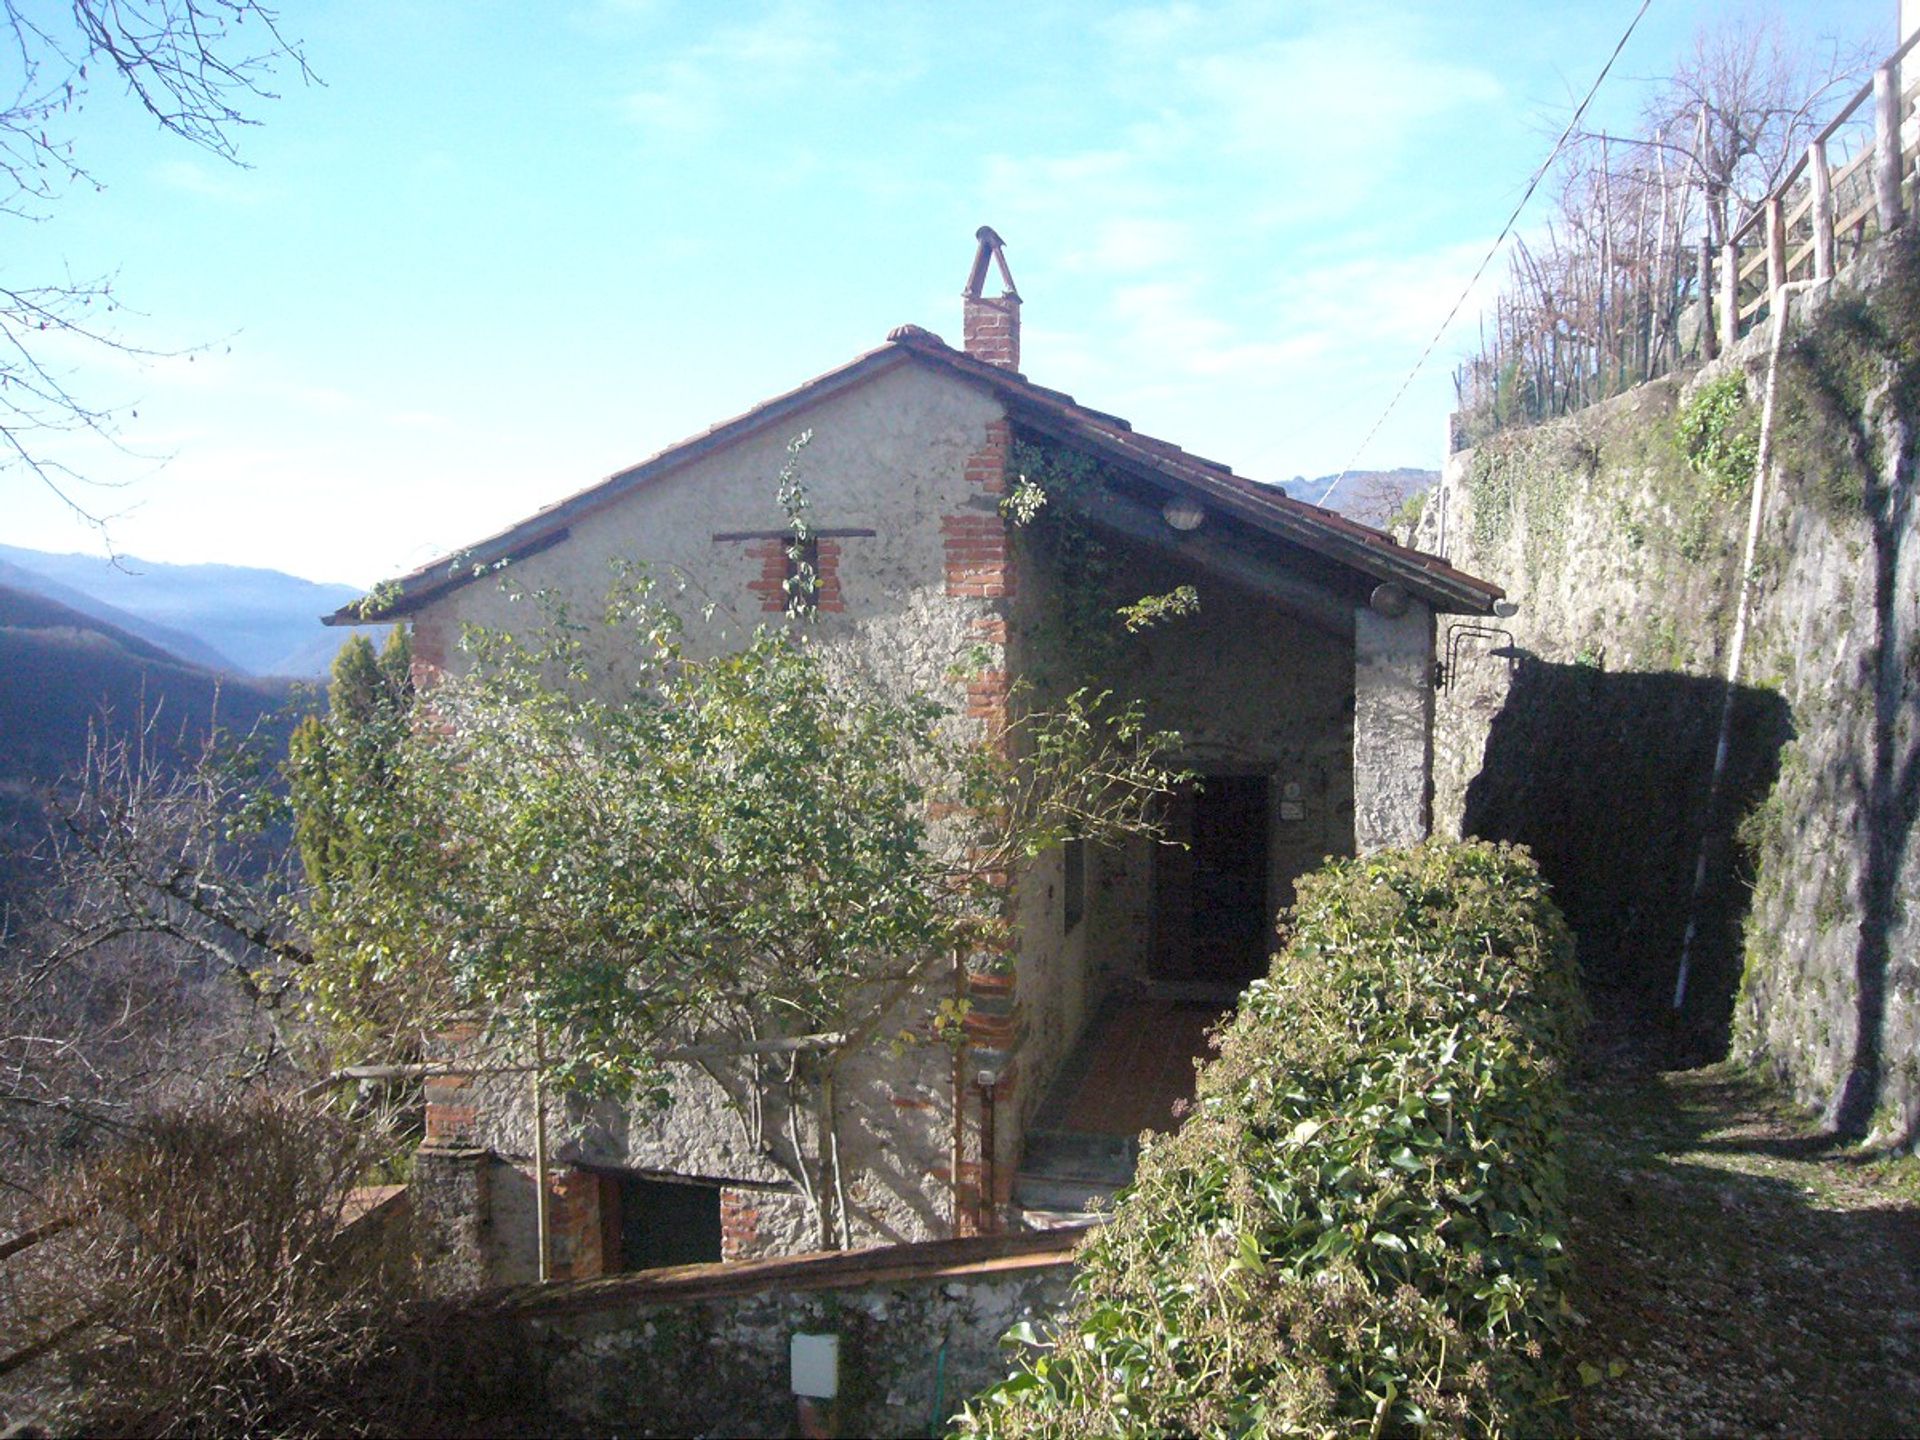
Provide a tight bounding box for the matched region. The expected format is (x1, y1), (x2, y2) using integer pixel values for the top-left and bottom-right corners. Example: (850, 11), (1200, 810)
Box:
(1419, 232), (1920, 1143)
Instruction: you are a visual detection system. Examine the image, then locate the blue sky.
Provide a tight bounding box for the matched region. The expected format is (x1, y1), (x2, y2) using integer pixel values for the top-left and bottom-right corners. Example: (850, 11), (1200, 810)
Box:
(2, 0), (1892, 586)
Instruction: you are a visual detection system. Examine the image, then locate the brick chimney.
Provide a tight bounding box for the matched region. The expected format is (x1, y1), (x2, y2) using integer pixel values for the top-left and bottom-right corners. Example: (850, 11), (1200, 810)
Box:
(962, 225), (1021, 371)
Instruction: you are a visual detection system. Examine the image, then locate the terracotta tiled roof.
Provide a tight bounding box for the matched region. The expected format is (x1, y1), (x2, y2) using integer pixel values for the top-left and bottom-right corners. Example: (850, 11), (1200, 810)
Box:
(329, 331), (1498, 624)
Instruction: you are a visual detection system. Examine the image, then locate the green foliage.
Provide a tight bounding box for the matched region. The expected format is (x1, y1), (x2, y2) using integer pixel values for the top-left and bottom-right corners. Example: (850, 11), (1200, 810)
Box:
(1673, 497), (1718, 561)
(1675, 370), (1759, 501)
(1115, 584), (1199, 634)
(959, 841), (1582, 1440)
(1461, 429), (1591, 580)
(1774, 233), (1920, 525)
(1000, 476), (1048, 526)
(291, 576), (1182, 1122)
(776, 429), (819, 616)
(286, 628), (415, 903)
(1006, 438), (1207, 684)
(1389, 487), (1428, 537)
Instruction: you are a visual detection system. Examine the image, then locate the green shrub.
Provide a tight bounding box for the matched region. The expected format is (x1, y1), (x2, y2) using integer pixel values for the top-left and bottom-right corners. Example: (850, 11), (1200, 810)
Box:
(958, 841), (1582, 1439)
(1675, 369), (1759, 500)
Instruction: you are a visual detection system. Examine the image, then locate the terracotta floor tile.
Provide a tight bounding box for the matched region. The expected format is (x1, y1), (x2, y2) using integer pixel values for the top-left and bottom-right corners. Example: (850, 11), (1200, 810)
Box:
(1056, 1001), (1225, 1136)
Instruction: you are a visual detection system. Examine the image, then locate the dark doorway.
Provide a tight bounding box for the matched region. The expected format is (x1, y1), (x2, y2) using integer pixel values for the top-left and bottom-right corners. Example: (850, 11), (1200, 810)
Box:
(607, 1174), (723, 1271)
(1152, 775), (1270, 985)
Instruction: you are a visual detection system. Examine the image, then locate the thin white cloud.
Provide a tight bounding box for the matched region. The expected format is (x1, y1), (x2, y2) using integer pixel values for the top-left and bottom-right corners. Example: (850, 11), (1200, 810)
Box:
(617, 3), (849, 138)
(1069, 218), (1196, 275)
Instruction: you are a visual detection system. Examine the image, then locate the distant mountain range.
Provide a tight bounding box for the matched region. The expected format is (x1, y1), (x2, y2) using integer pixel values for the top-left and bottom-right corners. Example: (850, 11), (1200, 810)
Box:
(0, 582), (310, 910)
(0, 543), (387, 679)
(0, 584), (297, 775)
(1287, 468), (1437, 527)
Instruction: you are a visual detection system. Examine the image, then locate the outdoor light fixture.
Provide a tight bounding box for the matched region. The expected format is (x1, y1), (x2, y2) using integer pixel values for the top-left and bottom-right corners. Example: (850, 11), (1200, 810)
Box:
(1162, 496), (1205, 532)
(1368, 583), (1410, 618)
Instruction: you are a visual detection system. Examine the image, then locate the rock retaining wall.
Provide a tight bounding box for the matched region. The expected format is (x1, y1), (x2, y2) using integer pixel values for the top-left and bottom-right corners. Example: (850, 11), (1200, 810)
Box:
(1417, 233), (1920, 1141)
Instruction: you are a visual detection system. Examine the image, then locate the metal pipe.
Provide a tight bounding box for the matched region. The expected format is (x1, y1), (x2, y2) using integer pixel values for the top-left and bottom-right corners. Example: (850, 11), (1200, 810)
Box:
(1673, 279), (1816, 1013)
(533, 1013), (552, 1282)
(975, 1076), (998, 1234)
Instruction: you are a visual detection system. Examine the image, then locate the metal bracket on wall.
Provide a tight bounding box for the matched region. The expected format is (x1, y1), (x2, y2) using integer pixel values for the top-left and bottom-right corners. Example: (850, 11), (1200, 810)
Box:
(1437, 622), (1519, 694)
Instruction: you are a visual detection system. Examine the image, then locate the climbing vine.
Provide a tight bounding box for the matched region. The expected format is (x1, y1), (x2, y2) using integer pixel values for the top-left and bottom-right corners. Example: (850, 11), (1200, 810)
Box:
(1004, 437), (1201, 688)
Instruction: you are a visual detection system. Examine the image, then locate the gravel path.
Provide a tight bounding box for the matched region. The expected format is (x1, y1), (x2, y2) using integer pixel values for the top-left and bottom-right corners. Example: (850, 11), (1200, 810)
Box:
(1564, 1054), (1920, 1438)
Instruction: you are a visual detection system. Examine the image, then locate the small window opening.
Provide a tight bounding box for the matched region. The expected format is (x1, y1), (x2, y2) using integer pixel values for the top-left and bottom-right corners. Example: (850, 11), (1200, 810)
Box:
(1064, 837), (1086, 932)
(784, 535), (820, 614)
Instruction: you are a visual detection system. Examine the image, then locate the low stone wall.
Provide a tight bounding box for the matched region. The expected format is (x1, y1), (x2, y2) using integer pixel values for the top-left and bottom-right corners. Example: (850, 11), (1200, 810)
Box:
(479, 1229), (1080, 1438)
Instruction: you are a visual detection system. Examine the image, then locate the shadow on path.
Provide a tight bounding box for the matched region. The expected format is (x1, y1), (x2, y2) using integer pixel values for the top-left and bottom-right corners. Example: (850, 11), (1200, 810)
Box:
(1565, 1055), (1920, 1438)
(1464, 661), (1792, 1062)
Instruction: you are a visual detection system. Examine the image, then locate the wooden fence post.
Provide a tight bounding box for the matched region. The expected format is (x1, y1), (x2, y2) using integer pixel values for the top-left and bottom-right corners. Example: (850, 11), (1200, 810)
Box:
(1875, 61), (1904, 232)
(1699, 237), (1718, 360)
(1766, 196), (1787, 296)
(1810, 137), (1836, 281)
(1719, 240), (1740, 352)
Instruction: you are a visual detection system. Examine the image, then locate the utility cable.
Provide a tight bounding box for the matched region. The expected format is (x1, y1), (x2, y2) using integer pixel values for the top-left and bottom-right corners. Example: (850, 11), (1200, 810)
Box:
(1318, 0), (1654, 510)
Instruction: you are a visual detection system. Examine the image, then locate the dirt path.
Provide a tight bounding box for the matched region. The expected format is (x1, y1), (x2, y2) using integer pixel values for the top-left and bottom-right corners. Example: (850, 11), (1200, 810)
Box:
(1564, 1057), (1920, 1437)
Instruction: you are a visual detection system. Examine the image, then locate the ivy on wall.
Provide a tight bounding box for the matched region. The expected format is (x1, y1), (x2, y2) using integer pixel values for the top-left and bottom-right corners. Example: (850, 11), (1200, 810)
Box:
(1003, 436), (1202, 692)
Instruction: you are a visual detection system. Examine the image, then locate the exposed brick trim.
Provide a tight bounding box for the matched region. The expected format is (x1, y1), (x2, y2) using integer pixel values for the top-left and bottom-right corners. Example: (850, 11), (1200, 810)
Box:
(964, 667), (1010, 721)
(963, 294), (1021, 372)
(963, 417), (1012, 493)
(720, 1187), (762, 1261)
(423, 1099), (478, 1147)
(942, 517), (1010, 599)
(745, 537), (846, 615)
(409, 616), (447, 690)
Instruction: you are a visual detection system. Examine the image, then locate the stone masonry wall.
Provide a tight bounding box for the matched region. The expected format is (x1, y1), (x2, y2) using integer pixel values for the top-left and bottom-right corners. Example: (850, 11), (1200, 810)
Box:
(1417, 233), (1920, 1141)
(505, 1238), (1074, 1438)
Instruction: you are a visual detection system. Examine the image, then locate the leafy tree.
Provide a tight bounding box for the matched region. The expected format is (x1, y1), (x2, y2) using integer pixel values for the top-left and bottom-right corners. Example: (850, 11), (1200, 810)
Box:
(295, 577), (1183, 1246)
(287, 629), (413, 902)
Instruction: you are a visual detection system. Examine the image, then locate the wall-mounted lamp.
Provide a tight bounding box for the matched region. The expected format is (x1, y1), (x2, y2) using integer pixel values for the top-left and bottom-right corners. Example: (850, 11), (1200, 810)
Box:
(1368, 583), (1410, 618)
(1162, 496), (1206, 532)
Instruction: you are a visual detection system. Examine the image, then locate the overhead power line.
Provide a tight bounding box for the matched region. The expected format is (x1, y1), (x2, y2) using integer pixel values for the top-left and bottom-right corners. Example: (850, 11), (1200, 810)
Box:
(1318, 0), (1655, 511)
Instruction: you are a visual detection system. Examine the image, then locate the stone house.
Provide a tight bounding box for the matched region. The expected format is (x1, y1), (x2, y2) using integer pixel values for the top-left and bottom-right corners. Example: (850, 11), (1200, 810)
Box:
(333, 229), (1501, 1285)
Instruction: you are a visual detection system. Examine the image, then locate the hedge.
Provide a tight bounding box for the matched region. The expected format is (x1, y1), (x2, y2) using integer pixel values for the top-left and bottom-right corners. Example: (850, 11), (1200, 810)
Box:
(958, 840), (1583, 1438)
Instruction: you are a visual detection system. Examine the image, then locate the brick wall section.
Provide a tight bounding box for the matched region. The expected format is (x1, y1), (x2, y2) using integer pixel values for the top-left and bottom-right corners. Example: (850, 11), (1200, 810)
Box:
(423, 1072), (478, 1147)
(719, 1187), (761, 1261)
(963, 294), (1022, 371)
(944, 412), (1023, 1231)
(745, 538), (845, 614)
(942, 516), (1010, 600)
(421, 1022), (482, 1147)
(962, 416), (1011, 494)
(409, 615), (447, 690)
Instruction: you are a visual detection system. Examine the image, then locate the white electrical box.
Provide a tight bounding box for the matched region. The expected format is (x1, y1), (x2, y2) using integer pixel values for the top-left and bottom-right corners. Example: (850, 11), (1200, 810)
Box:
(791, 1331), (840, 1399)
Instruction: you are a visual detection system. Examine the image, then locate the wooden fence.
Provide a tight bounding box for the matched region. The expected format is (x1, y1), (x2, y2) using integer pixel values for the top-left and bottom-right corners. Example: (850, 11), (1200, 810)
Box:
(1708, 29), (1920, 350)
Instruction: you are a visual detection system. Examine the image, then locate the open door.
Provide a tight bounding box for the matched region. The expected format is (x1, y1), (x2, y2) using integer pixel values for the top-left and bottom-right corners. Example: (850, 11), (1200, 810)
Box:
(603, 1173), (722, 1272)
(1151, 775), (1270, 986)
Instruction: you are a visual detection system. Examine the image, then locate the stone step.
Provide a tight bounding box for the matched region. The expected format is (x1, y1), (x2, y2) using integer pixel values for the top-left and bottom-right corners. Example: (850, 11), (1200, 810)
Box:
(1017, 1205), (1112, 1232)
(1011, 1172), (1124, 1215)
(1018, 1128), (1139, 1186)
